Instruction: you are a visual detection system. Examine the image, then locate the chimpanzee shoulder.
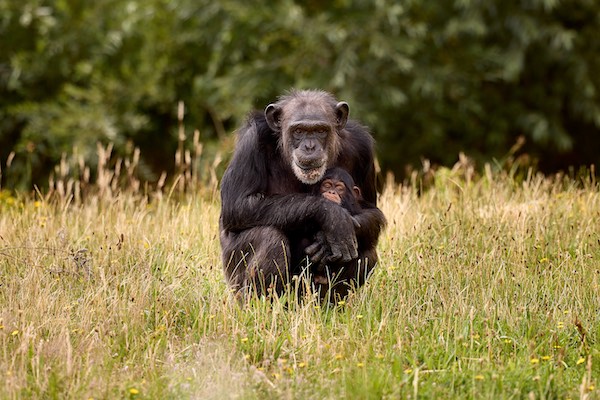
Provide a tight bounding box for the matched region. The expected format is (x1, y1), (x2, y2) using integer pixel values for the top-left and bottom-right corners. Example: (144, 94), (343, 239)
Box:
(232, 110), (302, 196)
(343, 120), (374, 156)
(238, 111), (277, 145)
(335, 120), (377, 204)
(221, 112), (278, 205)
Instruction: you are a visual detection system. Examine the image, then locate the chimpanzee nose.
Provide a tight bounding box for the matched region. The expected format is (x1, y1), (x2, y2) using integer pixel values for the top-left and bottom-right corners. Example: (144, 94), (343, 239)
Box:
(304, 139), (316, 152)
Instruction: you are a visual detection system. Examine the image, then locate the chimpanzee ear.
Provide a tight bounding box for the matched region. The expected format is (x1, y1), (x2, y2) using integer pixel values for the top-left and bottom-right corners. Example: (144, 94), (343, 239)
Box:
(265, 104), (283, 132)
(353, 185), (362, 200)
(335, 102), (349, 129)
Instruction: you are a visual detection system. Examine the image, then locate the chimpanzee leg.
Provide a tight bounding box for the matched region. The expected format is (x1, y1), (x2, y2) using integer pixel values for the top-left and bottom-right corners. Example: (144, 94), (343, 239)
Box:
(324, 249), (379, 301)
(221, 226), (292, 298)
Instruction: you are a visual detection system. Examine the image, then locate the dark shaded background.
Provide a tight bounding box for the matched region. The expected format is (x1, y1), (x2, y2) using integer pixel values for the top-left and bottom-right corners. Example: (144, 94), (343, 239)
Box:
(1, 0), (599, 189)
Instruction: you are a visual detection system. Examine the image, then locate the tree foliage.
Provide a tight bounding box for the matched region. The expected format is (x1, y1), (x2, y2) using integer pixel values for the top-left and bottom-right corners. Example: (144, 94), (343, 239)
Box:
(1, 0), (599, 188)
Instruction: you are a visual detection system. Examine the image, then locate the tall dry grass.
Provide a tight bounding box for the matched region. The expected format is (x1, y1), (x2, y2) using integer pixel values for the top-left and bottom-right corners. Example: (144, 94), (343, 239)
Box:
(0, 149), (598, 399)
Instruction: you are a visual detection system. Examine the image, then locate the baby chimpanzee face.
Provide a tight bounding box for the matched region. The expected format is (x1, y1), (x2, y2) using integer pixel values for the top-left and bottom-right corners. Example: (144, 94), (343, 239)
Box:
(320, 177), (347, 204)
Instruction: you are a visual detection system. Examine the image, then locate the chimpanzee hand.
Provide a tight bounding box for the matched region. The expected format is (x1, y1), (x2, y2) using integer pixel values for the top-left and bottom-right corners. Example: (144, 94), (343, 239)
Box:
(309, 202), (358, 263)
(305, 217), (361, 265)
(305, 231), (328, 266)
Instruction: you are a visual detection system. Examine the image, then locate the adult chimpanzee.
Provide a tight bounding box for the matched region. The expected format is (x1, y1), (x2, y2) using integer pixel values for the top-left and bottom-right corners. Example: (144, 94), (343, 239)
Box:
(309, 167), (387, 295)
(219, 89), (385, 300)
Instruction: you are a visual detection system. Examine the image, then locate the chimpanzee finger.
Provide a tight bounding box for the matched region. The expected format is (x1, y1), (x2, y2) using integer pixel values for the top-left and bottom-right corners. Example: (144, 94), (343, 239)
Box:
(309, 246), (327, 264)
(305, 231), (327, 256)
(305, 241), (321, 257)
(326, 249), (347, 264)
(328, 243), (343, 262)
(339, 252), (351, 263)
(336, 242), (353, 263)
(341, 233), (358, 262)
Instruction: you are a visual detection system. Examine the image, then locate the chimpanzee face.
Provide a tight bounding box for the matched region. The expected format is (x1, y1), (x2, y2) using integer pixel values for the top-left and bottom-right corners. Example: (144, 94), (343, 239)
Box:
(265, 90), (348, 184)
(286, 120), (333, 184)
(316, 167), (363, 214)
(320, 177), (347, 205)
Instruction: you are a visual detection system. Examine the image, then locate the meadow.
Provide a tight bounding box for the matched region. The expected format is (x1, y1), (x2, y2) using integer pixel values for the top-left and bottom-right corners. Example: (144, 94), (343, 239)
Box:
(0, 159), (598, 399)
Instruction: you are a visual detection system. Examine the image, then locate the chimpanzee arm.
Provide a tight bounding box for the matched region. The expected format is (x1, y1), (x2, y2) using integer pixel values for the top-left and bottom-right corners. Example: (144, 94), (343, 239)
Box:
(353, 205), (387, 248)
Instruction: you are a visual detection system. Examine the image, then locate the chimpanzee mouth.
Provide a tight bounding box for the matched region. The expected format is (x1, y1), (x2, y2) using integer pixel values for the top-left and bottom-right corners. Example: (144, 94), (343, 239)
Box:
(293, 161), (326, 184)
(297, 163), (323, 172)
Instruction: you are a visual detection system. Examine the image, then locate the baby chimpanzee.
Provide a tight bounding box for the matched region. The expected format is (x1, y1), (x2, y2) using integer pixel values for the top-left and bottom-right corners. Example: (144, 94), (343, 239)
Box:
(316, 167), (363, 215)
(311, 167), (363, 286)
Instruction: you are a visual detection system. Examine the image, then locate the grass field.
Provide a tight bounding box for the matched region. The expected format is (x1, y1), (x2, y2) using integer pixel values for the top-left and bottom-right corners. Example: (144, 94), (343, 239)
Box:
(0, 166), (598, 399)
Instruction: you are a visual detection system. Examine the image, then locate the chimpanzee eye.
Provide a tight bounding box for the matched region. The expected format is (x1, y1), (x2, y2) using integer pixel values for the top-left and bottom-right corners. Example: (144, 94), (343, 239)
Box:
(336, 184), (346, 194)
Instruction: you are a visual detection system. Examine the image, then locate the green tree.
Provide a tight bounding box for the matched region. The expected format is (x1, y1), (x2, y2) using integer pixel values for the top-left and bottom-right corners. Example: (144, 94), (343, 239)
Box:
(1, 0), (599, 189)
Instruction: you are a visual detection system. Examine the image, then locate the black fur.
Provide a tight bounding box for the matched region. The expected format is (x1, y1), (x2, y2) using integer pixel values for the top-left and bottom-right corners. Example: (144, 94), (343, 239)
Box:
(219, 90), (385, 300)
